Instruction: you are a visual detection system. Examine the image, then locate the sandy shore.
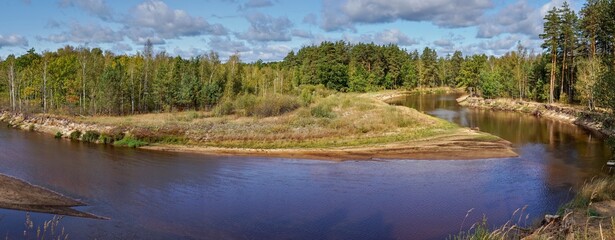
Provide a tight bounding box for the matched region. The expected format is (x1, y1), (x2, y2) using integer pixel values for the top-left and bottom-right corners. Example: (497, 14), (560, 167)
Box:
(0, 174), (105, 219)
(143, 128), (517, 161)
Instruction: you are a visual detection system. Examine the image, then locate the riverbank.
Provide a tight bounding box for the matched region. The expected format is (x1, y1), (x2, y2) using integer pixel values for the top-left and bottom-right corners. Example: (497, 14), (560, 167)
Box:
(1, 91), (515, 161)
(0, 174), (103, 219)
(457, 96), (615, 137)
(457, 177), (615, 239)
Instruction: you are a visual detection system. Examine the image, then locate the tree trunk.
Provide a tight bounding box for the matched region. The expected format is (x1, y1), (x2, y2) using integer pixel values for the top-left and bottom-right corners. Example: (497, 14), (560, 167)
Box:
(560, 48), (566, 101)
(43, 61), (47, 113)
(550, 51), (556, 104)
(9, 63), (16, 112)
(81, 61), (86, 115)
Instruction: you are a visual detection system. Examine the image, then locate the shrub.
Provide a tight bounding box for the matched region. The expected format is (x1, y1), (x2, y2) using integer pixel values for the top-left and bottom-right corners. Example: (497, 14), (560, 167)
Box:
(54, 132), (63, 139)
(114, 136), (148, 148)
(98, 129), (125, 144)
(249, 94), (300, 117)
(300, 88), (315, 106)
(69, 130), (82, 140)
(82, 130), (100, 143)
(213, 100), (234, 116)
(233, 94), (258, 116)
(310, 104), (335, 118)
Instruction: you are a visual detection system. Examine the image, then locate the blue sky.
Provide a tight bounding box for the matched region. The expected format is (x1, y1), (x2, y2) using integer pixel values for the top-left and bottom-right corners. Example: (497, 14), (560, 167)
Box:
(0, 0), (582, 62)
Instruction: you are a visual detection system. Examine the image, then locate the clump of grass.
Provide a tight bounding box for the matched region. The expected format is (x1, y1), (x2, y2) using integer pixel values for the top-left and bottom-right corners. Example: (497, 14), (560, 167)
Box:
(82, 130), (100, 143)
(54, 131), (63, 139)
(114, 136), (148, 148)
(69, 130), (81, 140)
(24, 213), (69, 240)
(450, 206), (531, 240)
(564, 177), (615, 209)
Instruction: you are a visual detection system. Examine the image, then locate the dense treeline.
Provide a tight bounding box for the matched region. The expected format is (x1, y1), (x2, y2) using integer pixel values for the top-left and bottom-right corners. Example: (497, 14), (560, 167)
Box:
(1, 0), (614, 116)
(0, 41), (534, 116)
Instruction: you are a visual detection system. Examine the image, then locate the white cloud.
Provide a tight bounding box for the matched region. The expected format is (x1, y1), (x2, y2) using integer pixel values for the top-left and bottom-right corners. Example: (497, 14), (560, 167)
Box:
(237, 12), (293, 42)
(0, 34), (28, 48)
(291, 29), (314, 39)
(173, 47), (208, 59)
(340, 29), (418, 46)
(477, 0), (580, 39)
(112, 43), (133, 53)
(126, 0), (228, 40)
(458, 34), (539, 56)
(373, 29), (418, 46)
(40, 22), (123, 43)
(208, 36), (251, 54)
(322, 0), (492, 31)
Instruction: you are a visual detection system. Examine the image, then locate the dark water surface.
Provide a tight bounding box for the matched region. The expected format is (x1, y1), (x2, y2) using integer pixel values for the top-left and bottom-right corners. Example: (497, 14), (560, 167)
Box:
(0, 93), (611, 239)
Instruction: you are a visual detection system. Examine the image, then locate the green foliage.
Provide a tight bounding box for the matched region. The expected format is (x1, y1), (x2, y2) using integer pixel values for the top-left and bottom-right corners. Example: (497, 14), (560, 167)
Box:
(113, 136), (148, 148)
(213, 100), (235, 116)
(576, 57), (604, 109)
(69, 130), (81, 140)
(595, 69), (615, 112)
(479, 70), (504, 99)
(310, 103), (336, 118)
(81, 130), (100, 143)
(54, 131), (63, 139)
(98, 130), (125, 144)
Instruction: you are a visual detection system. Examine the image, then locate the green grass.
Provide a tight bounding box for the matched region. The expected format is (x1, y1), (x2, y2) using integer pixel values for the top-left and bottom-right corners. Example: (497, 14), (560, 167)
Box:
(114, 136), (149, 148)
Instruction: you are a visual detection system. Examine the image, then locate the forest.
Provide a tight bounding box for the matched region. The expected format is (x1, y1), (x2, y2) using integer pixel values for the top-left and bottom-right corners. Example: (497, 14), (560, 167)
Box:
(1, 0), (615, 116)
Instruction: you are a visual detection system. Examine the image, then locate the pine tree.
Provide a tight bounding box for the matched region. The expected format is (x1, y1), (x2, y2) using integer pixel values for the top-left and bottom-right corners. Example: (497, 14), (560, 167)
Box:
(540, 7), (561, 103)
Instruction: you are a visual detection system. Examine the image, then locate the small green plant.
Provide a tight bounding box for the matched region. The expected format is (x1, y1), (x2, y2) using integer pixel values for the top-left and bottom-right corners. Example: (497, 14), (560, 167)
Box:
(54, 131), (63, 139)
(114, 136), (148, 148)
(69, 130), (82, 140)
(82, 130), (100, 143)
(28, 124), (35, 131)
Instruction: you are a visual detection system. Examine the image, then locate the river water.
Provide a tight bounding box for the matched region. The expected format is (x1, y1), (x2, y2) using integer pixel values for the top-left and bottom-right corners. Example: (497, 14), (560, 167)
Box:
(0, 93), (611, 239)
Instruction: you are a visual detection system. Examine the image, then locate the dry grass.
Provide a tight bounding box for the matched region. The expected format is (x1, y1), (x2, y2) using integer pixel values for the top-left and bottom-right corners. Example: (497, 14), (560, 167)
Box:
(67, 91), (466, 149)
(453, 178), (615, 240)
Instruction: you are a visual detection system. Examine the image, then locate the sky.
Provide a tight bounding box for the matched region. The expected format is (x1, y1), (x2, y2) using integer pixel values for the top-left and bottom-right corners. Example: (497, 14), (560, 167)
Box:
(0, 0), (583, 62)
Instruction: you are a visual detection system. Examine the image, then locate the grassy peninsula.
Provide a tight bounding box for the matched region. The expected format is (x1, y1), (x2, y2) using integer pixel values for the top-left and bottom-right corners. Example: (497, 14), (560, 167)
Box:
(2, 89), (515, 160)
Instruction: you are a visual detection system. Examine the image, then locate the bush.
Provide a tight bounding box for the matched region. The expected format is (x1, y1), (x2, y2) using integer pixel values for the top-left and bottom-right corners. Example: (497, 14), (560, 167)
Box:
(54, 132), (63, 139)
(114, 136), (148, 148)
(249, 94), (300, 117)
(69, 130), (82, 140)
(310, 104), (335, 118)
(213, 100), (234, 116)
(82, 130), (100, 143)
(98, 129), (125, 144)
(233, 94), (258, 116)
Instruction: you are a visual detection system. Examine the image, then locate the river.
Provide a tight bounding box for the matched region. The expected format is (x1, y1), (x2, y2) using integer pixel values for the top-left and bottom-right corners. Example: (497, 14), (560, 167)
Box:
(0, 93), (611, 239)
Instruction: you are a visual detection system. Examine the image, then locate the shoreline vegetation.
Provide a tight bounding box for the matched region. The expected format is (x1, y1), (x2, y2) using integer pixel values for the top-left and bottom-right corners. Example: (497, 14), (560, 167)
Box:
(1, 89), (516, 161)
(457, 95), (615, 138)
(453, 177), (615, 240)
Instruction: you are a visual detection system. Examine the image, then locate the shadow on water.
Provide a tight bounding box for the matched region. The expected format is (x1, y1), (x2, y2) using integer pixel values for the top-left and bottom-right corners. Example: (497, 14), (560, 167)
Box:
(0, 93), (612, 239)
